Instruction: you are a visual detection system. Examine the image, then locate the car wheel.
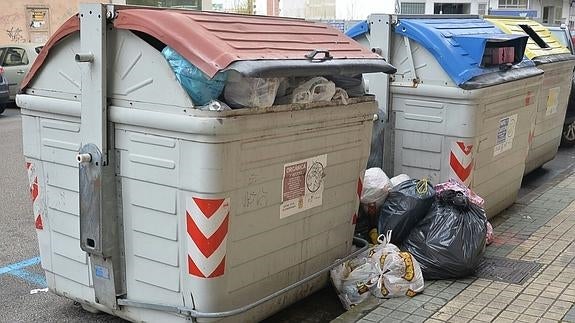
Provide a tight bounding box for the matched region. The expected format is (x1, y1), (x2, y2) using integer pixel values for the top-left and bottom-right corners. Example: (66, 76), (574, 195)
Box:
(561, 121), (575, 147)
(0, 104), (5, 115)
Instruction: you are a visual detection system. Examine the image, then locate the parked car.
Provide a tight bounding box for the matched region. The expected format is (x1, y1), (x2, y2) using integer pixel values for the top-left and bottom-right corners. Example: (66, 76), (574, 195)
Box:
(0, 44), (43, 105)
(0, 65), (8, 114)
(548, 26), (575, 146)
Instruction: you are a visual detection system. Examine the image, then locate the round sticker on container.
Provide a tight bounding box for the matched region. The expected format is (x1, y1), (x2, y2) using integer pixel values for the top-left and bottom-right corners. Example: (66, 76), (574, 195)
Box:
(306, 161), (324, 192)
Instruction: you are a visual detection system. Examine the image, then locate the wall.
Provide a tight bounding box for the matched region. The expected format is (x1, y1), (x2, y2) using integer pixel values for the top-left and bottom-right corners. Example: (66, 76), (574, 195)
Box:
(0, 0), (125, 44)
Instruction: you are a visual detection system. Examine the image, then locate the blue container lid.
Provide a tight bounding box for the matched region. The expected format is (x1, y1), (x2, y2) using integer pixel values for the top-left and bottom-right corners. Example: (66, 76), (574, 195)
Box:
(347, 18), (534, 86)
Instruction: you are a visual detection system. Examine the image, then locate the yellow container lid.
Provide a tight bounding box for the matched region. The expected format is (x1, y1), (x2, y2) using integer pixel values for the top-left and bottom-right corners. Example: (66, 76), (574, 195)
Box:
(485, 17), (569, 59)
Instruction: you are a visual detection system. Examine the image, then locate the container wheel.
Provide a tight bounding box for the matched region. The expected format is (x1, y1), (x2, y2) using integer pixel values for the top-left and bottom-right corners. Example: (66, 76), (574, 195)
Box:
(561, 121), (575, 147)
(80, 302), (101, 314)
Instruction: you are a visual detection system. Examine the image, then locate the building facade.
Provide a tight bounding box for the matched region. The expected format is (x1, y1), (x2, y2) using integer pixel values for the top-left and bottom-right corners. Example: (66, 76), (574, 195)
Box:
(0, 0), (212, 44)
(398, 0), (572, 26)
(273, 0), (572, 27)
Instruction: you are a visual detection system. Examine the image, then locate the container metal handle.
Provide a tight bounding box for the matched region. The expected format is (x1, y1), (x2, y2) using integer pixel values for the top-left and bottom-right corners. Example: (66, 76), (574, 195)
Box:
(305, 49), (333, 61)
(117, 237), (369, 318)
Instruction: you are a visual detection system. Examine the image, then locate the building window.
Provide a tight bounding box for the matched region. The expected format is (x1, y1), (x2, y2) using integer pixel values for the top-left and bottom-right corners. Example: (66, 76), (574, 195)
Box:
(478, 3), (488, 15)
(400, 2), (425, 14)
(498, 0), (527, 9)
(434, 3), (470, 14)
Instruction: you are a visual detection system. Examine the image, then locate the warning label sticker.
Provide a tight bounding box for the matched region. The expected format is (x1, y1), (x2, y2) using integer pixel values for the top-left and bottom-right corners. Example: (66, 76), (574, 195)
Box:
(280, 154), (327, 219)
(546, 87), (560, 116)
(494, 114), (518, 157)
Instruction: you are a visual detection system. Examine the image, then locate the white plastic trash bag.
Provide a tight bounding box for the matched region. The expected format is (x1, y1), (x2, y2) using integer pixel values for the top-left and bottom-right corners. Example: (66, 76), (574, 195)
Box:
(369, 231), (425, 298)
(361, 168), (392, 206)
(198, 100), (232, 112)
(278, 77), (336, 104)
(224, 74), (282, 109)
(390, 174), (410, 188)
(330, 258), (379, 310)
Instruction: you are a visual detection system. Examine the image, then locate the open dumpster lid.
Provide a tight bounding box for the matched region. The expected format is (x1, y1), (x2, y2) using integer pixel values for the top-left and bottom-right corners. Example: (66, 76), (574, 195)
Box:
(485, 17), (574, 63)
(347, 17), (536, 87)
(22, 7), (395, 90)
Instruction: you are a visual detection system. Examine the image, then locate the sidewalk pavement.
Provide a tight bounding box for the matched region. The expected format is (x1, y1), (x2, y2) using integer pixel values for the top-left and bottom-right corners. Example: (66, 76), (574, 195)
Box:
(333, 169), (575, 323)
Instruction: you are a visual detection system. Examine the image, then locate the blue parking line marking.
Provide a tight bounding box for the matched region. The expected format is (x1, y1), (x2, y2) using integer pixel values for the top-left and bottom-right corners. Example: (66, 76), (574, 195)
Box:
(0, 257), (46, 287)
(0, 257), (41, 275)
(8, 269), (47, 287)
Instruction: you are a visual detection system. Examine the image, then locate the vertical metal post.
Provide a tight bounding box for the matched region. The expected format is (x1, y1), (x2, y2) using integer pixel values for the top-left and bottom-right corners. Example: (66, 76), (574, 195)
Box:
(76, 3), (123, 309)
(366, 14), (394, 175)
(78, 3), (107, 164)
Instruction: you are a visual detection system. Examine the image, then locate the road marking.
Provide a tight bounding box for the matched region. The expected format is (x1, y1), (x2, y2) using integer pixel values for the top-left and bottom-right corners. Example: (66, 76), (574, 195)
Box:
(0, 257), (47, 287)
(0, 257), (40, 275)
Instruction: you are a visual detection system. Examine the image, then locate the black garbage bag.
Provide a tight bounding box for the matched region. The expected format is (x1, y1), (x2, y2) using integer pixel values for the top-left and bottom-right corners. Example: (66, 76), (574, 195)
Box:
(400, 190), (487, 280)
(354, 206), (372, 243)
(378, 179), (435, 245)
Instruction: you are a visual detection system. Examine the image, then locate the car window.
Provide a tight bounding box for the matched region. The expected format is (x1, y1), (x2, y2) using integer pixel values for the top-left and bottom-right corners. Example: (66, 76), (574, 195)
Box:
(0, 47), (6, 63)
(1, 47), (29, 66)
(35, 46), (43, 54)
(550, 29), (569, 48)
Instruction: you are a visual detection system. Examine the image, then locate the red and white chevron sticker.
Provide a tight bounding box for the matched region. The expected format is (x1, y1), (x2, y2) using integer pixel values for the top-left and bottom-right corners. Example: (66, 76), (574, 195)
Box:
(25, 162), (43, 230)
(186, 197), (230, 278)
(449, 141), (474, 185)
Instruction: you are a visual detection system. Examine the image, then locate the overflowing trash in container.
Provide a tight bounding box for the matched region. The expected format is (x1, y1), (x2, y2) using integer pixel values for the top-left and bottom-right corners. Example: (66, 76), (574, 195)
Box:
(347, 15), (545, 218)
(162, 45), (365, 110)
(18, 4), (397, 322)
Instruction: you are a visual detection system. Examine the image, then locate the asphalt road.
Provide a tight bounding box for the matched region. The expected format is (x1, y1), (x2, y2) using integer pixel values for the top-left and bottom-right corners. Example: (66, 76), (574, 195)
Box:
(0, 109), (124, 323)
(1, 107), (574, 323)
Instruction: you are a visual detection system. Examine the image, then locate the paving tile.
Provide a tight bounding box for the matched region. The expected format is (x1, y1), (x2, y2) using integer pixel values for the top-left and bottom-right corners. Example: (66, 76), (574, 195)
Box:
(404, 315), (427, 323)
(436, 291), (458, 300)
(537, 318), (559, 323)
(428, 297), (449, 306)
(471, 298), (491, 306)
(505, 285), (525, 293)
(498, 290), (519, 298)
(422, 289), (441, 297)
(533, 297), (555, 306)
(413, 294), (433, 303)
(462, 303), (484, 313)
(474, 313), (497, 322)
(455, 309), (477, 319)
(523, 307), (544, 318)
(544, 286), (565, 294)
(517, 294), (537, 302)
(511, 299), (533, 308)
(481, 306), (502, 317)
(424, 319), (444, 323)
(421, 303), (443, 312)
(448, 316), (470, 323)
(415, 308), (435, 318)
(517, 313), (540, 322)
(543, 309), (568, 320)
(372, 307), (392, 316)
(507, 305), (528, 314)
(388, 310), (410, 321)
(446, 299), (469, 308)
(430, 312), (452, 321)
(530, 302), (551, 311)
(559, 294), (575, 302)
(498, 311), (520, 320)
(493, 318), (516, 323)
(523, 288), (542, 296)
(382, 301), (403, 310)
(361, 313), (382, 322)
